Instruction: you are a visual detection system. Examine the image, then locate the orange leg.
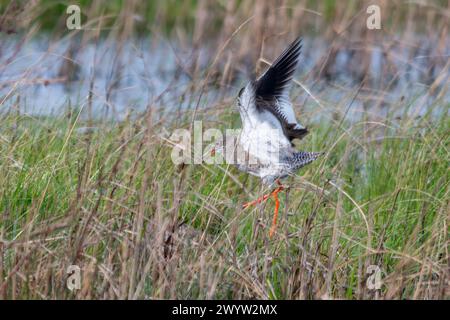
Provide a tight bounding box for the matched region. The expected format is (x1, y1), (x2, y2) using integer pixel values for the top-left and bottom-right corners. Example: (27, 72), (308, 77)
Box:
(242, 192), (272, 209)
(269, 188), (281, 238)
(242, 180), (285, 237)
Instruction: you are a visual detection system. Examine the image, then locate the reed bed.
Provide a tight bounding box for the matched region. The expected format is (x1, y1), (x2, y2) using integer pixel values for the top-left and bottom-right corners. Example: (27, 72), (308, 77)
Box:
(0, 0), (448, 299)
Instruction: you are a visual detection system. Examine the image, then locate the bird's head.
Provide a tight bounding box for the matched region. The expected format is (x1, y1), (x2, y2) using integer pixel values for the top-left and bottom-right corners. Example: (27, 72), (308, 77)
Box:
(209, 141), (224, 157)
(203, 140), (225, 163)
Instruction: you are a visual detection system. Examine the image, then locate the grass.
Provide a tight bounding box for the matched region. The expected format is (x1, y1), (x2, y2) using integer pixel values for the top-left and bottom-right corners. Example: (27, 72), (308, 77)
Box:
(0, 94), (448, 299)
(3, 0), (450, 36)
(0, 0), (448, 301)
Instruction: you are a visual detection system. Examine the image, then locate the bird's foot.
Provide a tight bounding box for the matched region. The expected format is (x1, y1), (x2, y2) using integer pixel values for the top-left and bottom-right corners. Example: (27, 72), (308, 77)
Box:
(268, 186), (283, 238)
(242, 180), (286, 238)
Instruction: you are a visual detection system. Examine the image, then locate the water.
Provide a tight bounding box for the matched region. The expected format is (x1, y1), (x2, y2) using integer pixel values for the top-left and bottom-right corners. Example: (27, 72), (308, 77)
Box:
(0, 36), (190, 119)
(0, 35), (448, 122)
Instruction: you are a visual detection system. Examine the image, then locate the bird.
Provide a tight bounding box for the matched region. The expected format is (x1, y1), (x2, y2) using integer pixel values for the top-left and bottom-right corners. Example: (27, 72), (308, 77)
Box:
(212, 37), (321, 238)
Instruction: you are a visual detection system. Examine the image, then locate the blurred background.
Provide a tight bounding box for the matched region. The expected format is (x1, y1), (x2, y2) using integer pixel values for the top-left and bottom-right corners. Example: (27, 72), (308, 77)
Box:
(0, 1), (448, 300)
(0, 0), (448, 119)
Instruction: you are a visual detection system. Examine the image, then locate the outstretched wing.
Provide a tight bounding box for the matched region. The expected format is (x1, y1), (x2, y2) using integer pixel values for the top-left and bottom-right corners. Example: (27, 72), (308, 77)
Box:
(255, 37), (308, 141)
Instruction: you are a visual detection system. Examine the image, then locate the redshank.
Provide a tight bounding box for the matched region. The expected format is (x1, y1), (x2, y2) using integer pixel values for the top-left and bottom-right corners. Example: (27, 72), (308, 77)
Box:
(215, 37), (321, 237)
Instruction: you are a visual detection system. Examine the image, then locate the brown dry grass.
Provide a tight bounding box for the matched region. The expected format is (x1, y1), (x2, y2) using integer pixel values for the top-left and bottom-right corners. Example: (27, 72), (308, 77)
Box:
(0, 0), (448, 299)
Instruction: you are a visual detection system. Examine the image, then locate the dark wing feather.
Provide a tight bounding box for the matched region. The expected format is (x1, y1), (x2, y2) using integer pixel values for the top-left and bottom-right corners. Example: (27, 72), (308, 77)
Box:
(254, 37), (308, 142)
(255, 37), (302, 100)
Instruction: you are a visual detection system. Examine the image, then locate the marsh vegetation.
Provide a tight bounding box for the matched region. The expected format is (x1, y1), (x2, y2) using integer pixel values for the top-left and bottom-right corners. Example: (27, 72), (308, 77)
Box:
(0, 0), (448, 299)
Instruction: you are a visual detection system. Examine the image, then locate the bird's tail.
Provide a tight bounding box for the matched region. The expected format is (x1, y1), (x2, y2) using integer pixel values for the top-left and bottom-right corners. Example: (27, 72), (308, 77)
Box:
(291, 151), (322, 170)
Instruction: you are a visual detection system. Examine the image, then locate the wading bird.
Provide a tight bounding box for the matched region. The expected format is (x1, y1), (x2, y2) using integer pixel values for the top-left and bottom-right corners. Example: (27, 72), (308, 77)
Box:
(213, 37), (321, 237)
